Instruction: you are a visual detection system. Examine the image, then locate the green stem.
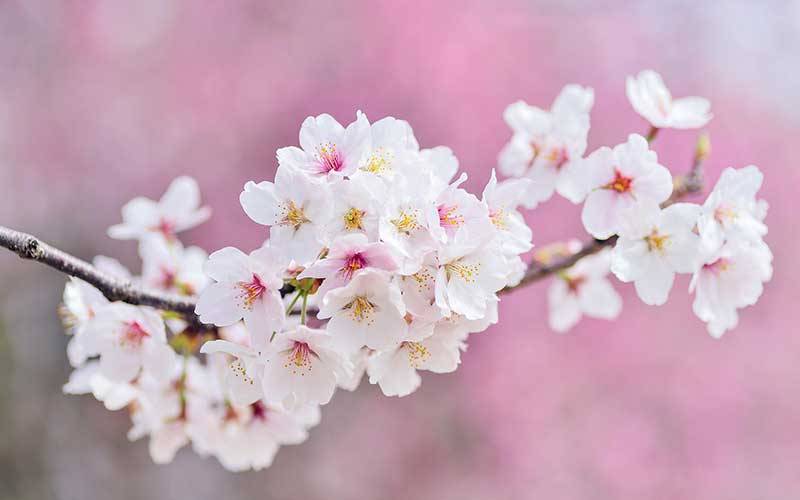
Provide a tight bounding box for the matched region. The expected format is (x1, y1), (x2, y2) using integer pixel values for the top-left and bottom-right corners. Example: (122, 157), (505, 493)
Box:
(300, 292), (309, 325)
(285, 289), (303, 315)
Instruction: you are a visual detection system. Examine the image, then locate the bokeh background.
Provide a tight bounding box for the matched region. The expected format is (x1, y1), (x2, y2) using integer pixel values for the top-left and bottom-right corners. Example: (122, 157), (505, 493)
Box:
(0, 1), (798, 499)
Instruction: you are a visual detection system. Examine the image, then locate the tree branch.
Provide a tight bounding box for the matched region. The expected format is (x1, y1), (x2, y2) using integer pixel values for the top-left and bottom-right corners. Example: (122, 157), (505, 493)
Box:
(0, 225), (199, 315)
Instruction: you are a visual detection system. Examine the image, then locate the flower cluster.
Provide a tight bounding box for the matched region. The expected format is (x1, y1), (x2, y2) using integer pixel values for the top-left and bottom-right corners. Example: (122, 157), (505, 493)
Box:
(58, 69), (771, 471)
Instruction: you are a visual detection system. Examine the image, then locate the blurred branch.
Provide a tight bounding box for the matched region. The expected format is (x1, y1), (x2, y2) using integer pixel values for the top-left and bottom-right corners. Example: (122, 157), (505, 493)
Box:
(500, 132), (708, 294)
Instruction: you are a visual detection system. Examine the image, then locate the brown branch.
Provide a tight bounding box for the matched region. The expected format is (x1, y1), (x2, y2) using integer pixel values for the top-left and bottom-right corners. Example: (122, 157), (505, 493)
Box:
(499, 132), (709, 294)
(0, 225), (199, 315)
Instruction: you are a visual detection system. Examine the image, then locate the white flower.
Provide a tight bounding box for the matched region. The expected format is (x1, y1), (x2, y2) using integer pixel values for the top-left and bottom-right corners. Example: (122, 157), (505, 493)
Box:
(195, 246), (285, 338)
(498, 84), (594, 208)
(240, 165), (330, 265)
(108, 176), (211, 240)
(397, 255), (442, 321)
(261, 325), (352, 409)
(63, 360), (138, 411)
(434, 238), (508, 320)
(611, 203), (702, 305)
(427, 173), (495, 245)
(378, 195), (437, 274)
(690, 239), (772, 338)
(201, 339), (265, 406)
(337, 348), (370, 391)
(317, 270), (407, 353)
(83, 303), (176, 383)
(626, 70), (712, 129)
(577, 134), (673, 239)
(277, 112), (370, 178)
(322, 176), (383, 243)
(139, 234), (209, 296)
(366, 320), (463, 397)
(298, 232), (397, 297)
(481, 169), (533, 255)
(355, 116), (419, 179)
(548, 248), (622, 333)
(698, 165), (768, 252)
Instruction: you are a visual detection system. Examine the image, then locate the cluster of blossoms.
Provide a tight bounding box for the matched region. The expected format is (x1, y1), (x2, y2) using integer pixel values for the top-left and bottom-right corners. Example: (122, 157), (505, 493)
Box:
(58, 69), (771, 471)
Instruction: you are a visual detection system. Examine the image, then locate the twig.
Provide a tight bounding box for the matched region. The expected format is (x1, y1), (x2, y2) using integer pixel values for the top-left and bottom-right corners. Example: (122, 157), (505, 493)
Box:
(0, 225), (199, 315)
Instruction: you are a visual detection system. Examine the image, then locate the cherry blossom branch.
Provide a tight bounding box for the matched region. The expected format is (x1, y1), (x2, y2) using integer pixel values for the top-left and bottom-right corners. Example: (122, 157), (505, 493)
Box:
(0, 135), (708, 319)
(500, 132), (708, 294)
(0, 225), (200, 316)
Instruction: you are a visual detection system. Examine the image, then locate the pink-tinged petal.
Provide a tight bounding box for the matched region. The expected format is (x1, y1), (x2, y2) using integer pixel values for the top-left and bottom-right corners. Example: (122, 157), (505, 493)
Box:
(298, 257), (346, 279)
(299, 114), (345, 153)
(632, 163), (673, 205)
(361, 243), (398, 271)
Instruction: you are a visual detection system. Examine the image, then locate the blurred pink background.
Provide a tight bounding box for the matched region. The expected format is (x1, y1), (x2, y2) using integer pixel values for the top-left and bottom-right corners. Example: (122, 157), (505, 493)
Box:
(1, 1), (799, 499)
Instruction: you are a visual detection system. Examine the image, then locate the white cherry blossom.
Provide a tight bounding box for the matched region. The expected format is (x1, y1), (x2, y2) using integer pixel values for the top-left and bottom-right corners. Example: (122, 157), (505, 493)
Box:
(690, 239), (772, 338)
(499, 84), (594, 208)
(434, 237), (508, 320)
(482, 169), (533, 255)
(240, 165), (330, 264)
(698, 165), (768, 252)
(378, 194), (438, 274)
(83, 303), (176, 383)
(298, 232), (397, 297)
(323, 176), (383, 242)
(428, 173), (495, 244)
(139, 234), (209, 296)
(577, 134), (673, 239)
(261, 325), (352, 409)
(626, 69), (712, 129)
(611, 203), (702, 305)
(317, 270), (407, 353)
(548, 248), (622, 333)
(195, 246), (285, 338)
(277, 112), (370, 178)
(108, 176), (211, 241)
(367, 319), (462, 397)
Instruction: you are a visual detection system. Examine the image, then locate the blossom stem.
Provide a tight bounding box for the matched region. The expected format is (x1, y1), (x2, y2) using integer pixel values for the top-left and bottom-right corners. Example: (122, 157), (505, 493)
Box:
(300, 292), (309, 325)
(646, 126), (660, 142)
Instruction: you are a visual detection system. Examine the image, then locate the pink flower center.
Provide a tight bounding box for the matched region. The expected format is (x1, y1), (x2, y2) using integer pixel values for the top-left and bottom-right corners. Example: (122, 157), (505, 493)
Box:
(703, 257), (731, 276)
(317, 143), (344, 174)
(284, 341), (317, 373)
(604, 169), (633, 193)
(438, 204), (464, 231)
(251, 401), (268, 421)
(122, 321), (150, 347)
(565, 275), (585, 294)
(340, 253), (367, 280)
(153, 218), (176, 239)
(237, 274), (267, 309)
(545, 145), (569, 169)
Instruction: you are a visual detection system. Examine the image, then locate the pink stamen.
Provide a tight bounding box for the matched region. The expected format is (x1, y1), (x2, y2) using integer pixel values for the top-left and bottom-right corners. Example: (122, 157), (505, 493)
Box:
(703, 257), (730, 276)
(340, 253), (367, 280)
(605, 169), (633, 193)
(237, 274), (267, 310)
(284, 341), (317, 374)
(122, 321), (150, 347)
(317, 144), (344, 174)
(153, 218), (176, 239)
